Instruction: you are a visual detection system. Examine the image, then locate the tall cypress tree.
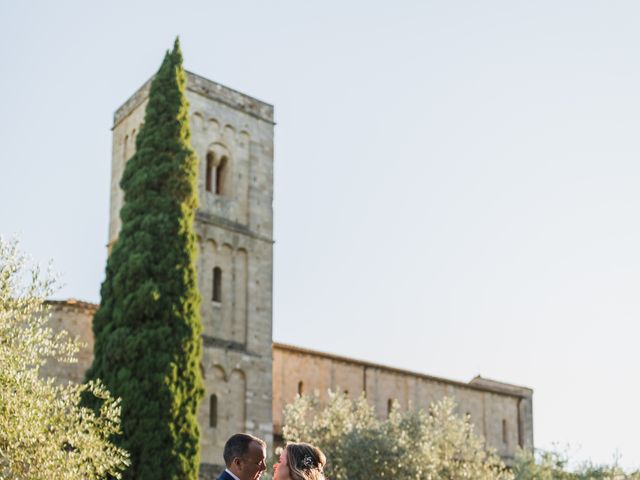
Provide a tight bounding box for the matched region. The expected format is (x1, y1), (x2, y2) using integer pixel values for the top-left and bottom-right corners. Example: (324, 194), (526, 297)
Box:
(85, 39), (203, 480)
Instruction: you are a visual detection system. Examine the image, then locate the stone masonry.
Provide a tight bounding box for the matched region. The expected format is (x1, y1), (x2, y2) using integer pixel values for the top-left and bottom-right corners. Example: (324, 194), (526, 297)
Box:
(41, 71), (533, 477)
(272, 343), (533, 463)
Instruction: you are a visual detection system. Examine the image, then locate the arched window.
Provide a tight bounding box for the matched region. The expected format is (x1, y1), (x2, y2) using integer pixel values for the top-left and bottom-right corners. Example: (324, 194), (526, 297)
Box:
(209, 394), (218, 427)
(502, 419), (508, 445)
(387, 398), (394, 417)
(123, 135), (128, 160)
(216, 156), (228, 195)
(297, 381), (304, 396)
(212, 267), (222, 302)
(206, 152), (214, 192)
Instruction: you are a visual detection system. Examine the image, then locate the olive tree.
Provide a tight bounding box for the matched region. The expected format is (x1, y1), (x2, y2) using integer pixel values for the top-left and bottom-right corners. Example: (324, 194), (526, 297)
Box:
(513, 448), (640, 480)
(0, 237), (129, 479)
(283, 390), (512, 480)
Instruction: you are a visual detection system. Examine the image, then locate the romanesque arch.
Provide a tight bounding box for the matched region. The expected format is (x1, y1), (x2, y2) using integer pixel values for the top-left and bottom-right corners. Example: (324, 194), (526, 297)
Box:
(204, 143), (232, 197)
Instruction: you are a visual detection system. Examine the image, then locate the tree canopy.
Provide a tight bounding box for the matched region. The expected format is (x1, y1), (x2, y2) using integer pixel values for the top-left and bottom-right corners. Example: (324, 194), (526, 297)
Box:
(282, 391), (512, 480)
(0, 237), (129, 479)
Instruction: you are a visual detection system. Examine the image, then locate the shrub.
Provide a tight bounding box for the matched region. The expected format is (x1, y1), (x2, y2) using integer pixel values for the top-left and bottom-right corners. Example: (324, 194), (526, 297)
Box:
(282, 390), (512, 480)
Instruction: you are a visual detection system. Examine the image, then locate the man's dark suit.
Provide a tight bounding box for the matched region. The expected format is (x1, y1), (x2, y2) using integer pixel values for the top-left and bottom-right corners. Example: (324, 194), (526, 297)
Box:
(217, 470), (236, 480)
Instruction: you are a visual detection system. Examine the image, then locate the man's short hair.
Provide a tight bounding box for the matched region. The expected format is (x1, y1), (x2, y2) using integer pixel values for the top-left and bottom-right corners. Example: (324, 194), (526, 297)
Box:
(223, 433), (266, 466)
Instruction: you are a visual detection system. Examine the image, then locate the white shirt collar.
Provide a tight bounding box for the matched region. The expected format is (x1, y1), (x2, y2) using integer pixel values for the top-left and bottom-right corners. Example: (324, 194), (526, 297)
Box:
(225, 469), (241, 480)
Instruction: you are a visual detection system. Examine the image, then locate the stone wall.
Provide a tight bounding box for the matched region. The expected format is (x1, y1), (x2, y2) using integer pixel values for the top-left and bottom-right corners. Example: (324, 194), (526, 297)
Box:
(43, 301), (534, 471)
(272, 343), (533, 462)
(41, 300), (95, 384)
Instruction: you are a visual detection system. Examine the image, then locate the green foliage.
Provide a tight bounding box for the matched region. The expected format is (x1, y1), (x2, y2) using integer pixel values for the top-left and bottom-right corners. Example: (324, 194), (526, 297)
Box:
(280, 392), (640, 480)
(282, 391), (513, 480)
(513, 448), (640, 480)
(0, 237), (129, 479)
(84, 38), (204, 480)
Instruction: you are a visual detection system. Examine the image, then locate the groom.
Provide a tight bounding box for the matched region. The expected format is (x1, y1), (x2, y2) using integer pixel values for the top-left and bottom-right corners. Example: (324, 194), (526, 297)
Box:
(217, 433), (267, 480)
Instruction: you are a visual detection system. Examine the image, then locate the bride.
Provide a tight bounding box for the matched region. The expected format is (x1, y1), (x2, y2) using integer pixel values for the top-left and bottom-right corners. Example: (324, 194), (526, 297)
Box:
(272, 442), (326, 480)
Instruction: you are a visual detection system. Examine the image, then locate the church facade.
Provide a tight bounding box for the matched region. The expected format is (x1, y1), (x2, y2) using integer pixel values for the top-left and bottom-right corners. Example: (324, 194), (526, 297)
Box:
(43, 72), (533, 477)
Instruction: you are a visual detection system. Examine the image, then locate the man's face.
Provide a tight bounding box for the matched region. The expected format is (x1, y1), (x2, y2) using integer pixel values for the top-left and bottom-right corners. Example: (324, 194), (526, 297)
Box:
(235, 441), (267, 480)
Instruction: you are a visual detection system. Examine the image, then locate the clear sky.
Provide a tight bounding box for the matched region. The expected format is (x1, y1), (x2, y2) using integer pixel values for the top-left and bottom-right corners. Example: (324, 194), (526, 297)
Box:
(1, 0), (638, 470)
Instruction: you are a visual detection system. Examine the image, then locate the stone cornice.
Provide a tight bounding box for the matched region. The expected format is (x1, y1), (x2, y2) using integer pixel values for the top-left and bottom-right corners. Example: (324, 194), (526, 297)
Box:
(45, 299), (99, 314)
(273, 342), (533, 399)
(113, 71), (274, 129)
(196, 210), (274, 244)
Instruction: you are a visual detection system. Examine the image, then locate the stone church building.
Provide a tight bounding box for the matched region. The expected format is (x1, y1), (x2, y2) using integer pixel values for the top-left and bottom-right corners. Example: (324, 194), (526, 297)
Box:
(44, 71), (533, 476)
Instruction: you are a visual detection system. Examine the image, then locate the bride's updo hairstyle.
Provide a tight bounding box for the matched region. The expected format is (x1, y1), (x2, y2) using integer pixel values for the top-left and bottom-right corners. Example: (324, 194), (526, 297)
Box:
(285, 442), (326, 480)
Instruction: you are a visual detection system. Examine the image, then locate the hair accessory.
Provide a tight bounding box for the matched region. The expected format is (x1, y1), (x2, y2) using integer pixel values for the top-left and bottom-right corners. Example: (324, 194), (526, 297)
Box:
(301, 455), (314, 468)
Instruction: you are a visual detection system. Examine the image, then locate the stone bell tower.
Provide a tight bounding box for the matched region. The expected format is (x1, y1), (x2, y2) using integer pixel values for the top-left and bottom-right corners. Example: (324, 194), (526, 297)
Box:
(110, 71), (274, 476)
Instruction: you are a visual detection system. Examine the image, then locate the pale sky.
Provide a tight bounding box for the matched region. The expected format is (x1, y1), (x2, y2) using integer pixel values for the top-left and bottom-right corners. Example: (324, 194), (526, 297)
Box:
(1, 0), (639, 470)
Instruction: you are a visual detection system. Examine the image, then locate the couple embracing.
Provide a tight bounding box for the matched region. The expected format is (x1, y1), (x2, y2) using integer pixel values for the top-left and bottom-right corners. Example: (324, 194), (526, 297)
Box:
(218, 433), (326, 480)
